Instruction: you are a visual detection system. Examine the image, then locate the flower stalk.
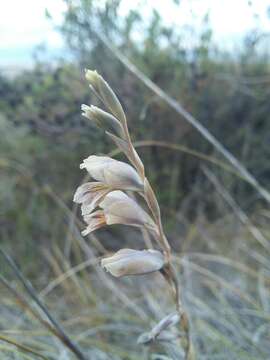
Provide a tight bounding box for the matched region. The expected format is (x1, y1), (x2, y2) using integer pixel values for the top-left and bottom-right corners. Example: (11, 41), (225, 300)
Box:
(74, 69), (195, 359)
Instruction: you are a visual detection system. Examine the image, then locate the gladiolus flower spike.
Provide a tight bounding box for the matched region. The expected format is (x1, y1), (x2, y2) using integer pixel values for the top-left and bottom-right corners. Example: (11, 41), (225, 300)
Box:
(73, 70), (195, 359)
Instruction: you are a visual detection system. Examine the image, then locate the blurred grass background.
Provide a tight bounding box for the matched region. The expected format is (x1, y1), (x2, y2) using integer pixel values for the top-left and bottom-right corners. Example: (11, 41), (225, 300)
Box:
(0, 0), (270, 359)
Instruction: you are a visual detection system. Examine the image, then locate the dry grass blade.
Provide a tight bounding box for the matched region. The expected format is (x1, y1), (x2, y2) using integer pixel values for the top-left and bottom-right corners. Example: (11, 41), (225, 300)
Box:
(0, 274), (56, 332)
(180, 258), (258, 307)
(39, 257), (99, 298)
(185, 253), (264, 281)
(0, 334), (49, 360)
(109, 140), (238, 178)
(0, 249), (87, 360)
(202, 166), (270, 251)
(94, 30), (270, 204)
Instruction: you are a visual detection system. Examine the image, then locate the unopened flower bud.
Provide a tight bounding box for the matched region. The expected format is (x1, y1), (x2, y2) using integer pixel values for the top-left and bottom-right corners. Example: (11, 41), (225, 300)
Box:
(85, 69), (126, 124)
(84, 69), (99, 84)
(137, 330), (177, 344)
(137, 312), (180, 344)
(81, 104), (124, 138)
(149, 312), (180, 338)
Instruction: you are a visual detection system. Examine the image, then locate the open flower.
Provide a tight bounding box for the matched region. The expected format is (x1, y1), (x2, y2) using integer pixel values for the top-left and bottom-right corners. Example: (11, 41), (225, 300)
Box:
(80, 156), (143, 190)
(73, 156), (143, 215)
(99, 191), (157, 231)
(101, 248), (165, 277)
(74, 182), (111, 216)
(81, 210), (106, 236)
(80, 191), (157, 236)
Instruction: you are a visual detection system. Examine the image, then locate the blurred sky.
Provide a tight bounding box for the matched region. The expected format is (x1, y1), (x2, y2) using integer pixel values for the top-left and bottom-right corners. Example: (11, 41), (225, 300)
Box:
(0, 0), (270, 70)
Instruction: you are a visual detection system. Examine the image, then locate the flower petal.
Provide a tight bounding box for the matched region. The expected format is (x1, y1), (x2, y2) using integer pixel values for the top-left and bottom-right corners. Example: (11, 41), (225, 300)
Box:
(81, 210), (106, 236)
(100, 191), (156, 230)
(81, 189), (111, 216)
(73, 182), (105, 203)
(80, 156), (143, 191)
(74, 181), (110, 215)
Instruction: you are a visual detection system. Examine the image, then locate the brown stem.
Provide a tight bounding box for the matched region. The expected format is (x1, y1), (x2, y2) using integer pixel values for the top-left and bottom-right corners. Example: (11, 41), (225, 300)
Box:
(160, 259), (193, 359)
(169, 265), (193, 360)
(122, 118), (145, 178)
(118, 106), (193, 359)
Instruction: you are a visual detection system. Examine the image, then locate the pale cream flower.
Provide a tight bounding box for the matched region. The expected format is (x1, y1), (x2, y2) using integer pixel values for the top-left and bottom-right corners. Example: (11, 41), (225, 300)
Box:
(73, 182), (110, 215)
(80, 156), (143, 191)
(101, 248), (165, 277)
(74, 156), (143, 216)
(81, 210), (106, 236)
(99, 191), (157, 231)
(80, 191), (157, 236)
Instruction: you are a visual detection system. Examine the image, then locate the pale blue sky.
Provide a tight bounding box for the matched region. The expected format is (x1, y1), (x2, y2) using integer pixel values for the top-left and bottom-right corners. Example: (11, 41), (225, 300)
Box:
(0, 0), (270, 70)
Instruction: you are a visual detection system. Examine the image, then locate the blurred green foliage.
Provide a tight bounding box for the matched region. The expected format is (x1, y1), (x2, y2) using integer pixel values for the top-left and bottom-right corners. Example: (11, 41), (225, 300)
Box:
(1, 0), (270, 260)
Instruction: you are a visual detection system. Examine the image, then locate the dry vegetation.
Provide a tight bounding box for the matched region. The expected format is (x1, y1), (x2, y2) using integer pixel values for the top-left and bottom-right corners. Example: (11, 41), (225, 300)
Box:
(0, 214), (269, 359)
(1, 1), (270, 359)
(0, 72), (269, 359)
